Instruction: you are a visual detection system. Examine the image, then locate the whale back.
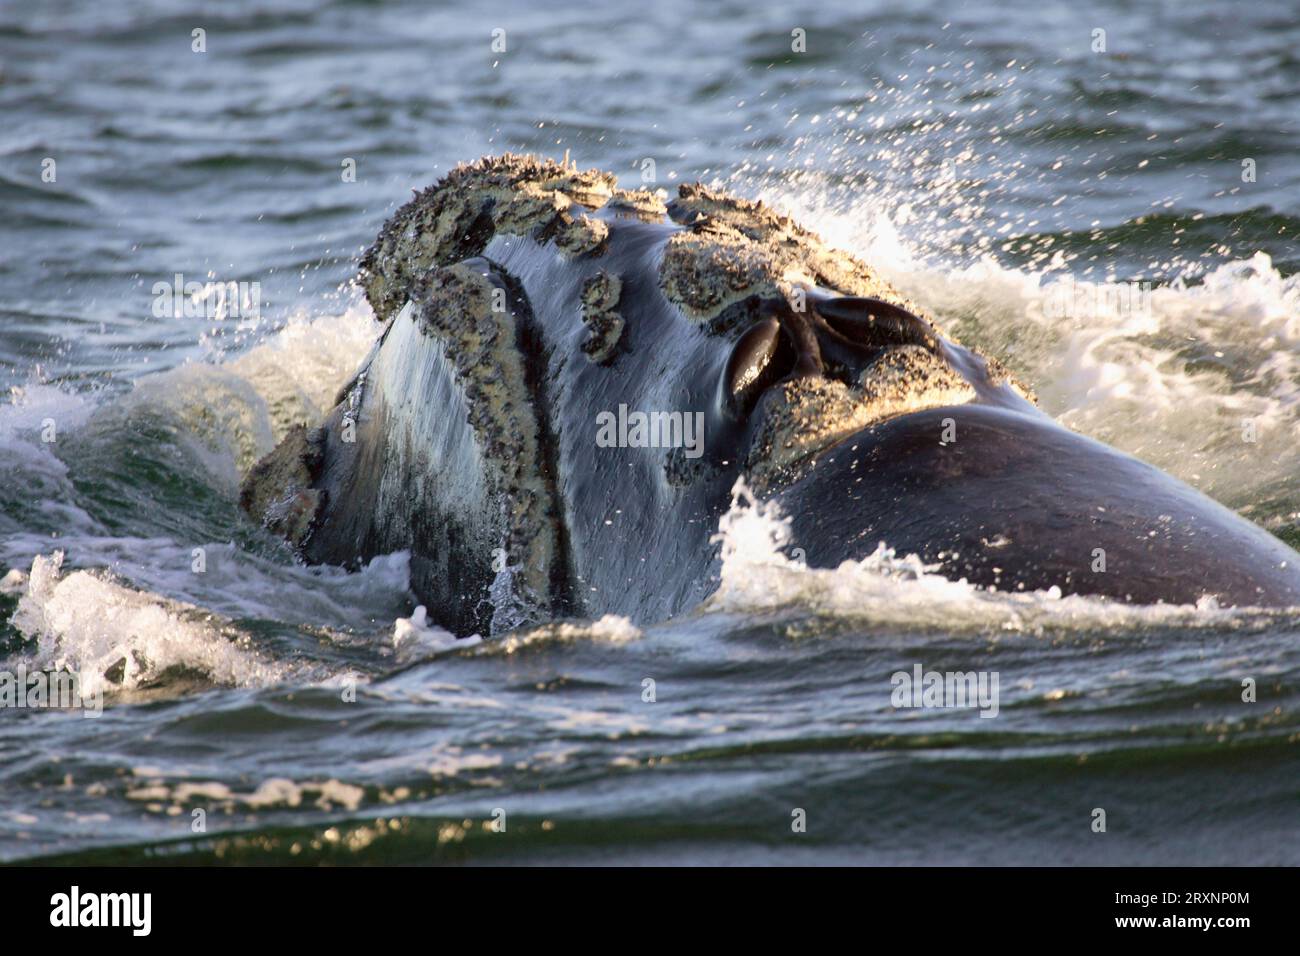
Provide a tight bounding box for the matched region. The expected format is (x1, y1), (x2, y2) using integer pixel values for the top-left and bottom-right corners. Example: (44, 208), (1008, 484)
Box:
(779, 404), (1300, 607)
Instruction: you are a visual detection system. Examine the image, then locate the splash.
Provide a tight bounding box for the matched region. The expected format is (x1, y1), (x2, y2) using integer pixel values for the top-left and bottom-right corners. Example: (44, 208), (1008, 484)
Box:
(1, 299), (411, 647)
(920, 251), (1300, 522)
(219, 297), (380, 445)
(483, 614), (642, 655)
(393, 605), (481, 662)
(710, 53), (1300, 539)
(9, 552), (291, 696)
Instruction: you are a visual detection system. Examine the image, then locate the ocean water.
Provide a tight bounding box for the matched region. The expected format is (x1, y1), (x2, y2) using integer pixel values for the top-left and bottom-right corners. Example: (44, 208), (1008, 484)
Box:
(2, 0), (1299, 864)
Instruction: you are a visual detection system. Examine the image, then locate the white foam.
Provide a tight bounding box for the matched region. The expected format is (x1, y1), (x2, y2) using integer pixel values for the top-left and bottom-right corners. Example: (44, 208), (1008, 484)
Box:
(891, 251), (1300, 511)
(1, 299), (410, 650)
(0, 297), (377, 505)
(0, 381), (94, 439)
(9, 551), (292, 696)
(393, 605), (481, 662)
(0, 568), (27, 596)
(0, 383), (98, 538)
(391, 608), (640, 661)
(1, 533), (413, 634)
(219, 298), (379, 444)
(117, 298), (380, 483)
(485, 614), (642, 655)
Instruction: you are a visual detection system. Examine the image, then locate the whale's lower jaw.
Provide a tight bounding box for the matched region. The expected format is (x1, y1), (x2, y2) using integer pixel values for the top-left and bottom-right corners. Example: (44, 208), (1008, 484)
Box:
(240, 265), (570, 637)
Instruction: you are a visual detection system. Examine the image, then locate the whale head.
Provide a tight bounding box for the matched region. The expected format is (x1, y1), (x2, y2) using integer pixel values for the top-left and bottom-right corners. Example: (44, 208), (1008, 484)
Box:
(240, 156), (1044, 632)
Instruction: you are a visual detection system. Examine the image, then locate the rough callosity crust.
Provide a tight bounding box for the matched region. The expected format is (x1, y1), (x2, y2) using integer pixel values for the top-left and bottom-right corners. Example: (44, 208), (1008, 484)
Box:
(984, 355), (1039, 405)
(658, 227), (783, 332)
(660, 182), (931, 331)
(579, 271), (625, 364)
(745, 348), (979, 495)
(604, 187), (669, 221)
(237, 423), (328, 548)
(359, 153), (630, 323)
(857, 345), (979, 415)
(555, 213), (609, 257)
(414, 262), (559, 612)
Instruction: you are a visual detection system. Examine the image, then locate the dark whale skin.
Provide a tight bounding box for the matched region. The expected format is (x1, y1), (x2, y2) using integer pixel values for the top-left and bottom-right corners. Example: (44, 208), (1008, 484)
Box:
(779, 404), (1300, 607)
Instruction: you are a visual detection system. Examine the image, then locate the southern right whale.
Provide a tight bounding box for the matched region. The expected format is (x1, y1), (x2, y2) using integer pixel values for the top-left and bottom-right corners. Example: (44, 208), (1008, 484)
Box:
(239, 154), (1300, 634)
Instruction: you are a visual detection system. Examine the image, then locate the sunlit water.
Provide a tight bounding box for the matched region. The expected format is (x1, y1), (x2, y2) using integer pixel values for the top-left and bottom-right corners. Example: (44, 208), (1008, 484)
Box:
(2, 0), (1299, 864)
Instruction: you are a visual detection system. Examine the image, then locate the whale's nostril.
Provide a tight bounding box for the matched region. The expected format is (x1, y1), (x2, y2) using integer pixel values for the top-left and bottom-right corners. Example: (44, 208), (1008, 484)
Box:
(813, 296), (939, 353)
(719, 296), (943, 419)
(721, 315), (795, 417)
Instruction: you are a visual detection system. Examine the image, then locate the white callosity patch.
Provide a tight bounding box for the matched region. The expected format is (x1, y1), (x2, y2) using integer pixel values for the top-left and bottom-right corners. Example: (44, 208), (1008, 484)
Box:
(407, 264), (560, 628)
(359, 154), (625, 322)
(579, 271), (626, 364)
(744, 356), (978, 493)
(653, 178), (1012, 492)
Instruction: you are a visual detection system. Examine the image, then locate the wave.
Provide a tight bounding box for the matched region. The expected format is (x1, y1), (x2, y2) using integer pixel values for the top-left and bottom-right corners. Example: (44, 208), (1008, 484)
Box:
(8, 551), (290, 696)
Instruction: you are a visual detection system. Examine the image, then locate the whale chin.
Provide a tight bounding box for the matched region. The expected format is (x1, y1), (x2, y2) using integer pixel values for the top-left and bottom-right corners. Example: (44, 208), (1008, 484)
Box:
(775, 404), (1300, 608)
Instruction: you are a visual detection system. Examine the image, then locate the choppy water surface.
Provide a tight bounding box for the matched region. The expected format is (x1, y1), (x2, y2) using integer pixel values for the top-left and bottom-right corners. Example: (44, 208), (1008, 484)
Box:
(2, 0), (1299, 864)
